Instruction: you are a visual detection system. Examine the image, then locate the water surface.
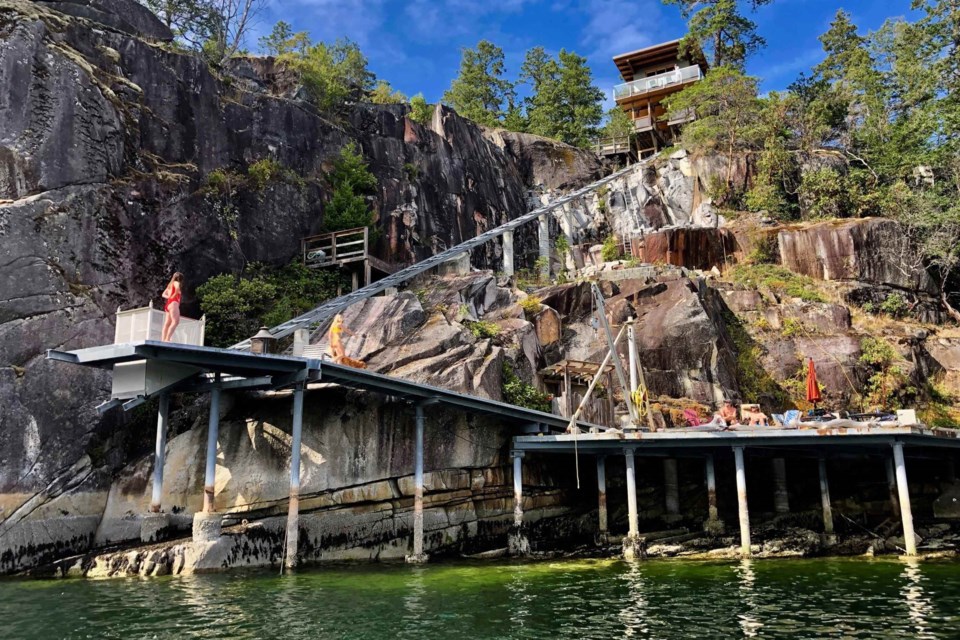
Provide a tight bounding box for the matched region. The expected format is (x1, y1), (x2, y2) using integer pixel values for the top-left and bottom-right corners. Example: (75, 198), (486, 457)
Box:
(3, 557), (959, 639)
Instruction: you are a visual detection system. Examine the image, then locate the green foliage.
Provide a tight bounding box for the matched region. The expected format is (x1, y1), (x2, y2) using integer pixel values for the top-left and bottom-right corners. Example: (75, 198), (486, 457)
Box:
(408, 93), (432, 124)
(246, 158), (286, 190)
(664, 0), (773, 69)
(323, 143), (377, 232)
(727, 263), (827, 302)
(466, 320), (500, 339)
(502, 361), (552, 412)
(369, 80), (407, 104)
(442, 40), (515, 127)
(197, 261), (344, 347)
(519, 295), (542, 319)
(859, 337), (910, 409)
(554, 235), (570, 262)
(402, 163), (420, 180)
(797, 167), (853, 219)
(723, 310), (790, 407)
(258, 20), (309, 56)
(878, 293), (909, 318)
(602, 107), (634, 140)
(745, 232), (778, 265)
(600, 235), (622, 262)
(283, 38), (374, 114)
(780, 317), (804, 338)
(521, 48), (605, 147)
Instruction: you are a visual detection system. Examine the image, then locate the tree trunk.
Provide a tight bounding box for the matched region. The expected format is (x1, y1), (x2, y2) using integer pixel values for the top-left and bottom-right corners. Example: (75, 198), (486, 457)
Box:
(941, 278), (960, 323)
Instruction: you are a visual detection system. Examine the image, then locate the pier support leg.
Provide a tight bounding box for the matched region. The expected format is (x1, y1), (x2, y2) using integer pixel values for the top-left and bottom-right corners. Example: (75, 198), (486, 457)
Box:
(892, 442), (918, 556)
(406, 404), (429, 564)
(142, 394), (172, 543)
(623, 449), (642, 559)
(704, 454), (724, 534)
(202, 386), (221, 514)
(503, 230), (515, 277)
(597, 456), (609, 544)
(508, 452), (530, 556)
(733, 446), (751, 556)
(193, 386), (222, 543)
(818, 457), (836, 546)
(284, 384), (306, 570)
(663, 458), (680, 523)
(772, 457), (789, 515)
(150, 394), (169, 513)
(885, 456), (901, 519)
(538, 214), (550, 280)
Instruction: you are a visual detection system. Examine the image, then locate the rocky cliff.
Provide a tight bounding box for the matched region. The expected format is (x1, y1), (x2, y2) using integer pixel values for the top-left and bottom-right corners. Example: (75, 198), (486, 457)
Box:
(0, 0), (602, 572)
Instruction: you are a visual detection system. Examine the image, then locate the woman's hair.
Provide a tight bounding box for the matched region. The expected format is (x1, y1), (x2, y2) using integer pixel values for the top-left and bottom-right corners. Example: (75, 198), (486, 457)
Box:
(171, 272), (183, 282)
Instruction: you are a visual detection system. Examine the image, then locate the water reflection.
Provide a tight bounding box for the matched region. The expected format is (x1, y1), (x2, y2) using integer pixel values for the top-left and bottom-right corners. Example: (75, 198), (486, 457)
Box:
(901, 559), (935, 639)
(734, 559), (763, 637)
(505, 563), (532, 634)
(619, 559), (651, 637)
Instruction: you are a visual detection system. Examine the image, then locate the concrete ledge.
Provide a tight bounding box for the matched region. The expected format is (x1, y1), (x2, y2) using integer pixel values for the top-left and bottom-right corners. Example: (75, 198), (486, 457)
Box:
(404, 553), (429, 564)
(141, 513), (174, 543)
(192, 512), (222, 543)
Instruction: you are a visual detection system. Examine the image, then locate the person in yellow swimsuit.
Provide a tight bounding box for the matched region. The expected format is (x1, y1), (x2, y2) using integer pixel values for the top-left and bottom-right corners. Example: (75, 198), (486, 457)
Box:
(328, 314), (355, 361)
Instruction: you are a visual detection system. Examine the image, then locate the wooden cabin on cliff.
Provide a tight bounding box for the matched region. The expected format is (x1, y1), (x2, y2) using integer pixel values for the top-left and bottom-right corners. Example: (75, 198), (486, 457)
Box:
(599, 39), (708, 159)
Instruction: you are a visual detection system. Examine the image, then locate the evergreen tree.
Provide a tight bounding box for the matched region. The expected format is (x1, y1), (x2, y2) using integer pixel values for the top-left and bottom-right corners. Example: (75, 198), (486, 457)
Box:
(409, 93), (433, 124)
(285, 38), (375, 114)
(324, 143), (378, 232)
(258, 20), (309, 56)
(663, 0), (773, 69)
(442, 41), (515, 127)
(369, 80), (407, 104)
(522, 49), (604, 147)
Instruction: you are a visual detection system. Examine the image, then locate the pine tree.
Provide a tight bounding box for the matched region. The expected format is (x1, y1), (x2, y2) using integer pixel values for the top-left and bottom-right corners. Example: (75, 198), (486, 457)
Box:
(442, 41), (515, 127)
(663, 0), (772, 69)
(522, 49), (604, 147)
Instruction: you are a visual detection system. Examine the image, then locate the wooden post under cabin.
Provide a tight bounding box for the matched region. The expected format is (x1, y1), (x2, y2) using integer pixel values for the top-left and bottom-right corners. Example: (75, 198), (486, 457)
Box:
(150, 394), (170, 513)
(284, 383), (306, 570)
(733, 446), (751, 556)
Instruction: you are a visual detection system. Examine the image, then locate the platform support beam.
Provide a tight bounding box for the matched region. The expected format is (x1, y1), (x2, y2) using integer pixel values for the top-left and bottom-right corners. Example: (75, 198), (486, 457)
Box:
(772, 457), (789, 514)
(663, 458), (680, 522)
(150, 394), (170, 513)
(508, 452), (529, 555)
(704, 454), (723, 534)
(284, 383), (305, 570)
(538, 214), (550, 279)
(202, 386), (221, 514)
(406, 404), (428, 564)
(818, 456), (836, 545)
(597, 456), (608, 543)
(503, 230), (515, 277)
(733, 446), (751, 556)
(623, 449), (642, 559)
(892, 442), (917, 556)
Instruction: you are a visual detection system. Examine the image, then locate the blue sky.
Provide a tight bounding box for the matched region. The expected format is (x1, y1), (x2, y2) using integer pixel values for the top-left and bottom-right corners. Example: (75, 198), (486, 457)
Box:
(252, 0), (920, 109)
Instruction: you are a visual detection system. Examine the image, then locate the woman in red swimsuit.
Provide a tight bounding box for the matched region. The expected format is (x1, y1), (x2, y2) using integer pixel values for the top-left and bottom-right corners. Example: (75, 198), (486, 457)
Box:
(161, 272), (183, 342)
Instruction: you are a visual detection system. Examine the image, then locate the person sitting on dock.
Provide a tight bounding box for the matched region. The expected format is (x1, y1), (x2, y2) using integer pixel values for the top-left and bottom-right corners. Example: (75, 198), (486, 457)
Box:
(709, 399), (740, 429)
(160, 272), (183, 342)
(742, 404), (769, 426)
(328, 314), (356, 362)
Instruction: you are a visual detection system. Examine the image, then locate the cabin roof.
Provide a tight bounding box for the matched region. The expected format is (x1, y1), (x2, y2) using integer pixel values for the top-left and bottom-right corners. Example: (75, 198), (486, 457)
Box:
(612, 39), (707, 82)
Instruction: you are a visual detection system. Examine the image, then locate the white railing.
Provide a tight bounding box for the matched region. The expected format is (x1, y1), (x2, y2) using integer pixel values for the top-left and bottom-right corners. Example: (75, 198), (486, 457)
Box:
(114, 303), (206, 346)
(613, 65), (703, 100)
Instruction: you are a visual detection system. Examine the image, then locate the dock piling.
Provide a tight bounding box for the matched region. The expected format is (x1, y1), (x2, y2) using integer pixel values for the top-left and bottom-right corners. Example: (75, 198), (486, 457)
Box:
(508, 452), (530, 555)
(892, 442), (917, 556)
(623, 449), (642, 559)
(733, 446), (751, 556)
(284, 383), (305, 570)
(663, 458), (680, 522)
(202, 386), (221, 514)
(772, 457), (789, 515)
(503, 230), (515, 277)
(597, 456), (608, 543)
(406, 404), (429, 564)
(818, 456), (836, 545)
(704, 454), (724, 534)
(150, 394), (169, 513)
(885, 456), (901, 518)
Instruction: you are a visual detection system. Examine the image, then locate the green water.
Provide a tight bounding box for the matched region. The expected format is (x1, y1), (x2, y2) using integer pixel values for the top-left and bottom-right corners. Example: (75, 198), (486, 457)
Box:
(3, 558), (960, 639)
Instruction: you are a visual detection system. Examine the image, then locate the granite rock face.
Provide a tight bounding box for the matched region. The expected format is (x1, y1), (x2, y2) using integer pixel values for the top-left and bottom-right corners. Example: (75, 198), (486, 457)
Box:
(0, 0), (603, 573)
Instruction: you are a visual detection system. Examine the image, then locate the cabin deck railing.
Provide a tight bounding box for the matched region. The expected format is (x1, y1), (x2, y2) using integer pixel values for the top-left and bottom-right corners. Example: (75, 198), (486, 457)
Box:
(303, 227), (369, 268)
(613, 65), (703, 101)
(114, 304), (205, 346)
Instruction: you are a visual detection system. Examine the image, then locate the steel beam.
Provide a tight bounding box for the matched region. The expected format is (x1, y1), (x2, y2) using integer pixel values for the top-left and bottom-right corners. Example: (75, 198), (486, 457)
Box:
(892, 441), (917, 555)
(502, 229), (515, 277)
(150, 394), (170, 513)
(623, 449), (641, 559)
(203, 385), (221, 514)
(733, 446), (751, 556)
(407, 403), (428, 564)
(285, 383), (306, 570)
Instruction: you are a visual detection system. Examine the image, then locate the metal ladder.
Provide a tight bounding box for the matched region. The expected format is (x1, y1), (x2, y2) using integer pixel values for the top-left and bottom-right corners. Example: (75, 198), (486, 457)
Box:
(230, 162), (646, 350)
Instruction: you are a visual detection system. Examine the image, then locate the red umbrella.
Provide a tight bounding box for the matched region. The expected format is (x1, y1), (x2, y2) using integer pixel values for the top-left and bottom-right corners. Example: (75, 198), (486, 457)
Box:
(806, 358), (822, 408)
